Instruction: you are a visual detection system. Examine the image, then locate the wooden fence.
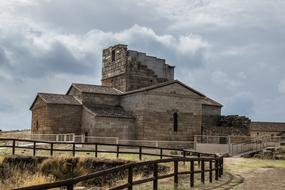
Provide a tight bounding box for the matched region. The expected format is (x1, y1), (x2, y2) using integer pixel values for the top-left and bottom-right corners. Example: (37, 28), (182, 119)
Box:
(0, 138), (223, 190)
(0, 138), (215, 159)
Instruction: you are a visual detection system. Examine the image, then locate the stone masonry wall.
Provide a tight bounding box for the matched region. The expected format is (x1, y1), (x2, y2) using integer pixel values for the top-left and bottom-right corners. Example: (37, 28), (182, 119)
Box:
(101, 44), (174, 92)
(67, 87), (83, 101)
(31, 98), (48, 134)
(32, 98), (82, 135)
(81, 108), (135, 140)
(101, 44), (128, 91)
(250, 121), (285, 137)
(121, 83), (203, 141)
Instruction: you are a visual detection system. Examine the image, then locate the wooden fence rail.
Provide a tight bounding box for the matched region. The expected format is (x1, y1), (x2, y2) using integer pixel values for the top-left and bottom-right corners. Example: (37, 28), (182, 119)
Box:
(14, 157), (223, 190)
(0, 138), (216, 159)
(0, 138), (223, 190)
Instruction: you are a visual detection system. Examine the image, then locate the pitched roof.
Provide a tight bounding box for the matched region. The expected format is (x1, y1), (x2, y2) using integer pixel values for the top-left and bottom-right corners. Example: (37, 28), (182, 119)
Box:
(67, 83), (122, 95)
(202, 97), (223, 107)
(30, 93), (81, 110)
(122, 80), (206, 97)
(122, 80), (223, 107)
(84, 105), (134, 119)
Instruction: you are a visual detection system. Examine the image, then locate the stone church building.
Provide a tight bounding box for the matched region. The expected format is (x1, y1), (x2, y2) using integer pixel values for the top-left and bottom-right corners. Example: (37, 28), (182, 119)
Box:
(30, 44), (285, 141)
(30, 44), (223, 141)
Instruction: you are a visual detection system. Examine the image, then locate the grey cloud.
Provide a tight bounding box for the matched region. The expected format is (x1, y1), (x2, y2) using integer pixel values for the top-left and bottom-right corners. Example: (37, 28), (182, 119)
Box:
(1, 0), (285, 130)
(0, 47), (8, 65)
(0, 33), (95, 79)
(222, 93), (255, 117)
(13, 0), (172, 34)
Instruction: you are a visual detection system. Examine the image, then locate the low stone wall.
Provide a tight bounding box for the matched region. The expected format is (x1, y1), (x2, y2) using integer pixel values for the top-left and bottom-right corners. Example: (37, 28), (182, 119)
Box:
(250, 122), (285, 133)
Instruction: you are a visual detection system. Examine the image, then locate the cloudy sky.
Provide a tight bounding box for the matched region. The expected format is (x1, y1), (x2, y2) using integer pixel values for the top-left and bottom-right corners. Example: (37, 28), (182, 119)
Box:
(0, 0), (285, 130)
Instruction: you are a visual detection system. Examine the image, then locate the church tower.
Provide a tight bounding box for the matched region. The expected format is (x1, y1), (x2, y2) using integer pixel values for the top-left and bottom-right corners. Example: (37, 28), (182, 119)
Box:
(101, 44), (175, 92)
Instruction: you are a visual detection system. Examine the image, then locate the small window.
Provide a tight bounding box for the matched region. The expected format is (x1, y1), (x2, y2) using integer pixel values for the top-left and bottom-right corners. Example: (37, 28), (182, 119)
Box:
(173, 112), (178, 132)
(112, 49), (116, 61)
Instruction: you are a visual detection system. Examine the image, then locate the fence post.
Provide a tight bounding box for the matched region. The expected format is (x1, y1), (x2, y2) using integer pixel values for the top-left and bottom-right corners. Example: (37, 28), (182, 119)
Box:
(190, 160), (194, 187)
(174, 160), (179, 187)
(160, 148), (163, 159)
(198, 153), (201, 167)
(128, 166), (133, 190)
(72, 143), (76, 157)
(12, 139), (16, 155)
(117, 145), (120, 158)
(153, 163), (158, 190)
(66, 184), (74, 190)
(183, 150), (186, 165)
(215, 159), (219, 180)
(219, 158), (223, 176)
(201, 160), (205, 184)
(50, 142), (53, 156)
(209, 160), (213, 183)
(33, 141), (36, 156)
(139, 146), (142, 160)
(95, 144), (98, 158)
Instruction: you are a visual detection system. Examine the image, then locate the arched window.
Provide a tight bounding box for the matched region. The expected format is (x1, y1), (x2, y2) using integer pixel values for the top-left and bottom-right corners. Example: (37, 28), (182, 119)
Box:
(173, 112), (178, 132)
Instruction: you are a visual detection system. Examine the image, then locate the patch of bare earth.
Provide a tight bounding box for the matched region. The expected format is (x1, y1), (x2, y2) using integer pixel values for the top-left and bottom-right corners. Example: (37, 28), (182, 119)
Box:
(232, 167), (285, 190)
(224, 158), (285, 190)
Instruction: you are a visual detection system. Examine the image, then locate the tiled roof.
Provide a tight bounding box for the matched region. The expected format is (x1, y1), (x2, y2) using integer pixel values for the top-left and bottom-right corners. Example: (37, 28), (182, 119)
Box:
(122, 80), (206, 97)
(39, 93), (81, 105)
(70, 83), (122, 95)
(30, 93), (81, 110)
(122, 80), (222, 107)
(85, 105), (134, 119)
(202, 97), (223, 107)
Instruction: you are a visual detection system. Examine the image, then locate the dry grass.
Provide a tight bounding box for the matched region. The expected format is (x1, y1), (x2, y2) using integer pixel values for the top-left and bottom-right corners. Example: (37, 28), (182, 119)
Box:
(0, 155), (133, 189)
(0, 170), (54, 190)
(0, 130), (31, 139)
(225, 157), (285, 173)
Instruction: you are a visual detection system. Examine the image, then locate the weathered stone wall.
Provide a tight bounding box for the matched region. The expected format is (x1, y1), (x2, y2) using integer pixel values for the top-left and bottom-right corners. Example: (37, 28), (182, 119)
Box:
(31, 98), (82, 134)
(128, 50), (174, 80)
(81, 108), (135, 140)
(31, 98), (48, 134)
(101, 44), (174, 92)
(102, 75), (127, 92)
(250, 121), (285, 137)
(67, 87), (83, 101)
(121, 83), (203, 141)
(101, 44), (128, 80)
(82, 93), (120, 106)
(101, 44), (128, 91)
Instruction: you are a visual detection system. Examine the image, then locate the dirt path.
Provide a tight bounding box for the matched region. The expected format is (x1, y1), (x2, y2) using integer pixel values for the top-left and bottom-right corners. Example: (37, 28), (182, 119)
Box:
(223, 158), (285, 190)
(231, 167), (285, 190)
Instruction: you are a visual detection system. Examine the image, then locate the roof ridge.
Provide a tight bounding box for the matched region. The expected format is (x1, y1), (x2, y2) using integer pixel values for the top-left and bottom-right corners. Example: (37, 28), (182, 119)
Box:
(38, 92), (72, 96)
(72, 83), (111, 88)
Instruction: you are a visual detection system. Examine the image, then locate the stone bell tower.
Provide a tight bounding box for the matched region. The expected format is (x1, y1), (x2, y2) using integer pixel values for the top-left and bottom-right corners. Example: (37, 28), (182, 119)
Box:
(101, 44), (175, 92)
